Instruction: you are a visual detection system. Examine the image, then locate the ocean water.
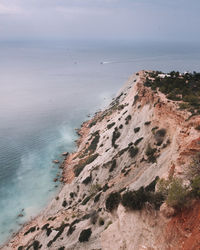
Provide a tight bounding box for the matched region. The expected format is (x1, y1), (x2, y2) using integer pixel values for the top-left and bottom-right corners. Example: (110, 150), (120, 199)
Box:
(0, 40), (200, 245)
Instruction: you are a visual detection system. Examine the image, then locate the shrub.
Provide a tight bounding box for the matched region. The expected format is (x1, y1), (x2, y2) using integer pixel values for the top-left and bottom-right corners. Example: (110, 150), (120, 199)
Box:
(166, 178), (188, 210)
(145, 176), (159, 192)
(102, 183), (109, 192)
(24, 226), (36, 236)
(79, 228), (92, 242)
(121, 187), (147, 210)
(89, 183), (101, 195)
(48, 223), (69, 247)
(87, 131), (100, 153)
(154, 128), (166, 145)
(125, 115), (132, 125)
(119, 124), (123, 129)
(107, 122), (115, 129)
(128, 146), (139, 158)
(195, 125), (200, 130)
(62, 200), (67, 207)
(109, 159), (117, 172)
(145, 144), (157, 163)
(148, 192), (165, 210)
(98, 217), (105, 226)
(157, 178), (171, 197)
(74, 153), (99, 177)
(190, 175), (200, 198)
(151, 126), (159, 133)
(106, 192), (121, 212)
(134, 137), (143, 146)
(89, 121), (97, 128)
(90, 211), (98, 225)
(144, 121), (151, 125)
(82, 196), (91, 205)
(82, 175), (92, 185)
(133, 94), (139, 105)
(188, 155), (200, 179)
(112, 128), (121, 147)
(134, 127), (140, 133)
(94, 192), (102, 203)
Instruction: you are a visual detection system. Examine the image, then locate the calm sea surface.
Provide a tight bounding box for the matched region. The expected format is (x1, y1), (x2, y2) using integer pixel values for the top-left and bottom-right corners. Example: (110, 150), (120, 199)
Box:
(0, 40), (200, 244)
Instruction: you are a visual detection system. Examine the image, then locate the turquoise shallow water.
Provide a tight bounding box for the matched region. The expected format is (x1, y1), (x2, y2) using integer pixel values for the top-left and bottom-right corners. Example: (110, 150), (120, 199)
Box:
(0, 40), (200, 245)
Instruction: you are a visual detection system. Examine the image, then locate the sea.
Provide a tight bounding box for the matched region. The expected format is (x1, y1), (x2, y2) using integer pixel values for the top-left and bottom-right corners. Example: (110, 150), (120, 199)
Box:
(0, 40), (200, 245)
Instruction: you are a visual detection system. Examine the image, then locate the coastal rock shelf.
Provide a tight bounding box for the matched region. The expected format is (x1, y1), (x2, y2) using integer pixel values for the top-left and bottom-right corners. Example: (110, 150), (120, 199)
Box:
(2, 70), (200, 250)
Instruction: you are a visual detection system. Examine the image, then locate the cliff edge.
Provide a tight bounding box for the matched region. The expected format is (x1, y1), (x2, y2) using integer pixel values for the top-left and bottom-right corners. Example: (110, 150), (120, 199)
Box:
(3, 70), (200, 250)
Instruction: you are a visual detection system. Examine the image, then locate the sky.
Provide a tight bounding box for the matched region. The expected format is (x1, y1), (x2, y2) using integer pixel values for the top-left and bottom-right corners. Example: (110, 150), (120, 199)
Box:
(0, 0), (200, 42)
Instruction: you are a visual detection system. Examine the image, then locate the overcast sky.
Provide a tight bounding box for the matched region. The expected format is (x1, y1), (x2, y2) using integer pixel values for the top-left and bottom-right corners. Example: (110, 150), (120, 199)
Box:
(0, 0), (200, 41)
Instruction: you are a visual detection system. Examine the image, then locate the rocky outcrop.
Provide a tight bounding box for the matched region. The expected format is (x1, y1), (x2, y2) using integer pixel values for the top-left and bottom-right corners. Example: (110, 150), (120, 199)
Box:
(2, 71), (200, 250)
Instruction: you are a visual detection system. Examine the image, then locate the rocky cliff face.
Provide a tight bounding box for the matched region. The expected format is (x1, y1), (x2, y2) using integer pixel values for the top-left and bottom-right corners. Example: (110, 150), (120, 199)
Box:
(3, 71), (200, 250)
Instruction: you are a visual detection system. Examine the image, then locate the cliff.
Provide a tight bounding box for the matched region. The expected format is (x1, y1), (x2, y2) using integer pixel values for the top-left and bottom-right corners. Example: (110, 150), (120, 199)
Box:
(2, 70), (200, 250)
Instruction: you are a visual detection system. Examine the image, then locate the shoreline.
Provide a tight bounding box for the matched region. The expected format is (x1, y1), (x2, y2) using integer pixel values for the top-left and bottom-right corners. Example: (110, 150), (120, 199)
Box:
(1, 112), (99, 249)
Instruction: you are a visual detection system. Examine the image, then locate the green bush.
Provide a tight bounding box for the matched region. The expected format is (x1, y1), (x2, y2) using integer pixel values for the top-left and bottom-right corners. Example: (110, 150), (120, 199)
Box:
(79, 228), (92, 242)
(190, 176), (200, 198)
(106, 192), (121, 212)
(166, 178), (188, 210)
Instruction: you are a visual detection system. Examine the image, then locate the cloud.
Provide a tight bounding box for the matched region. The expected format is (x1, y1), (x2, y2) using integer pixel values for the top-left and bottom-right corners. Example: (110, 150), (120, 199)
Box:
(0, 0), (199, 41)
(0, 3), (21, 15)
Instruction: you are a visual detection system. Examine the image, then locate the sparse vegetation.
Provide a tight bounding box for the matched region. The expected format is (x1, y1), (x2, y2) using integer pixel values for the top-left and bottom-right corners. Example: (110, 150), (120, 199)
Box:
(74, 153), (99, 177)
(145, 71), (200, 115)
